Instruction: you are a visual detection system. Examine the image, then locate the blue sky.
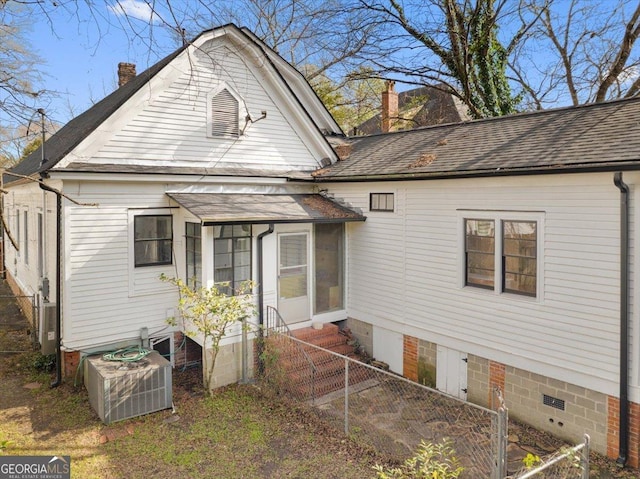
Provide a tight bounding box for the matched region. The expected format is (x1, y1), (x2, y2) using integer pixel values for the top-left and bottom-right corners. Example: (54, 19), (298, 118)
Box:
(28, 1), (178, 126)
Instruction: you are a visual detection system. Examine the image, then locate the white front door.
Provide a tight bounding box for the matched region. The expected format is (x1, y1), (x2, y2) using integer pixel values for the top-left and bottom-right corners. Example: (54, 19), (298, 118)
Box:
(278, 232), (309, 324)
(436, 345), (468, 400)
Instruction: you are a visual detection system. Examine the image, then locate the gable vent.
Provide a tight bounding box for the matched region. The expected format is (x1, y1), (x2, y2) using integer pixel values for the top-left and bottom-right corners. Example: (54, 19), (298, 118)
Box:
(211, 89), (239, 137)
(543, 394), (565, 411)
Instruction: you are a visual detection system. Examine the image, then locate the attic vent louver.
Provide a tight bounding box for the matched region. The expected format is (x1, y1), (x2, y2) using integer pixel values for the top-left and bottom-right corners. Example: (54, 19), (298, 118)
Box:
(211, 88), (239, 137)
(543, 394), (565, 411)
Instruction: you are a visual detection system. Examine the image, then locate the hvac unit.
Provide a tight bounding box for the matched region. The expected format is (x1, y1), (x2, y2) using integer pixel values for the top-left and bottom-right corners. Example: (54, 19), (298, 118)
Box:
(85, 351), (172, 424)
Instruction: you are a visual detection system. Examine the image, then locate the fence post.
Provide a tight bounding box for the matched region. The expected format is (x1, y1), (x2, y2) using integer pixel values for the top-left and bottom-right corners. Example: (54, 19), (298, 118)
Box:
(581, 434), (590, 479)
(494, 406), (505, 479)
(344, 357), (349, 436)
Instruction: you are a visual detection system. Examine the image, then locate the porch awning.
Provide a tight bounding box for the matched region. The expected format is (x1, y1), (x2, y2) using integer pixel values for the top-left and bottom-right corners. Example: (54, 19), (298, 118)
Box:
(166, 193), (366, 225)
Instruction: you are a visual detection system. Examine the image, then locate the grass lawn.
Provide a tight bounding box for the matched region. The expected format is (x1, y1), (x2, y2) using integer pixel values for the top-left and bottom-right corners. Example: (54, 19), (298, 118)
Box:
(0, 329), (382, 479)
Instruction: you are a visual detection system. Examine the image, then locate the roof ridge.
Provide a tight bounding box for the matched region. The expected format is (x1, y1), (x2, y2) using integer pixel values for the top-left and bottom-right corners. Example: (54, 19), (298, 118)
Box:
(349, 95), (640, 140)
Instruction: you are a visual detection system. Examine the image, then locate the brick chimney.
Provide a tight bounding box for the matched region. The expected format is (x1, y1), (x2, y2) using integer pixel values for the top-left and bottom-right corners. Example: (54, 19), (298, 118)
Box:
(117, 62), (136, 87)
(381, 80), (398, 133)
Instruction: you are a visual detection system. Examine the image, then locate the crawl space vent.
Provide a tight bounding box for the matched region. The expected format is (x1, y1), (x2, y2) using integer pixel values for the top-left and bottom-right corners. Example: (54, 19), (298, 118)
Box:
(543, 394), (565, 411)
(85, 351), (172, 424)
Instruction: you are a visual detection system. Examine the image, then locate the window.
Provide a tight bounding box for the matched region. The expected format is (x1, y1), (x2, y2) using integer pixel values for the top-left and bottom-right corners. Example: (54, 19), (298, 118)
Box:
(370, 193), (394, 212)
(314, 223), (344, 314)
(23, 210), (28, 265)
(210, 88), (239, 137)
(464, 216), (538, 297)
(185, 222), (202, 288)
(214, 224), (251, 295)
(503, 221), (537, 296)
(134, 215), (173, 267)
(465, 219), (495, 289)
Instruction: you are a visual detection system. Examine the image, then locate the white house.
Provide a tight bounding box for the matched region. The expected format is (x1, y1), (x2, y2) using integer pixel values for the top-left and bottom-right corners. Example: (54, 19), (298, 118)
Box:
(4, 23), (640, 468)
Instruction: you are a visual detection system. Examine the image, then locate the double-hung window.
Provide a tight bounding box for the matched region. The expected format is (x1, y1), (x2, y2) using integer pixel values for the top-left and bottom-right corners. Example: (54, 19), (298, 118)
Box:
(134, 215), (173, 267)
(502, 221), (537, 296)
(465, 219), (495, 289)
(464, 216), (539, 297)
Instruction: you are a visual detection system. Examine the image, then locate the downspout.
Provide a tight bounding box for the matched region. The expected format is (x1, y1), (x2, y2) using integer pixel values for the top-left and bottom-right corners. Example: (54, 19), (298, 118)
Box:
(614, 172), (629, 467)
(256, 223), (274, 375)
(39, 181), (62, 388)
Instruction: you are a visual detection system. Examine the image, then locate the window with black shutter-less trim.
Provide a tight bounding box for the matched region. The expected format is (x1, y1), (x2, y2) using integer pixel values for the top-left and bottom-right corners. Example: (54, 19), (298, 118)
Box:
(211, 88), (239, 137)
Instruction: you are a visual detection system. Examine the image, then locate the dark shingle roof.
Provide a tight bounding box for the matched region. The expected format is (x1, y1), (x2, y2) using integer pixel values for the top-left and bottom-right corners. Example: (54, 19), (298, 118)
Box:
(316, 97), (640, 181)
(4, 45), (187, 185)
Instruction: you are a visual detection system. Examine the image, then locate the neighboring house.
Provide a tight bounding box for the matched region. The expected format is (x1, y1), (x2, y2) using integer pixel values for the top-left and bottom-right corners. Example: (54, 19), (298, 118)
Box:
(355, 81), (471, 135)
(4, 22), (640, 470)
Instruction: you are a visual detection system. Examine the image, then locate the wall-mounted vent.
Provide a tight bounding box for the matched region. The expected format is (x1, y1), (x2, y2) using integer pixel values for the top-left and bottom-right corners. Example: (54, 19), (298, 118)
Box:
(85, 351), (172, 424)
(543, 394), (565, 411)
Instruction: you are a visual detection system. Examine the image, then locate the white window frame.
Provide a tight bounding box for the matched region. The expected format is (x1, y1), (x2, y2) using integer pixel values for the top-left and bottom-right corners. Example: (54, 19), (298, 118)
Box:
(458, 210), (545, 301)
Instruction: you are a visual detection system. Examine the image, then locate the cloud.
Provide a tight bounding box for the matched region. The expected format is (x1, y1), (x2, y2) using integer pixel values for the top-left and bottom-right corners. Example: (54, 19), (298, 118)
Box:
(108, 0), (158, 23)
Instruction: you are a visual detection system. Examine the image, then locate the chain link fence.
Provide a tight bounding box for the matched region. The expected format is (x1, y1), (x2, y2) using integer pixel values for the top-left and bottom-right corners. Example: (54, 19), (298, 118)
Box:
(508, 434), (590, 479)
(259, 327), (508, 479)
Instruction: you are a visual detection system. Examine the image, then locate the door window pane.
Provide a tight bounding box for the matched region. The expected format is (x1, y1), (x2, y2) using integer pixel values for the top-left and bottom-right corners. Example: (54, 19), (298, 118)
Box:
(279, 234), (308, 299)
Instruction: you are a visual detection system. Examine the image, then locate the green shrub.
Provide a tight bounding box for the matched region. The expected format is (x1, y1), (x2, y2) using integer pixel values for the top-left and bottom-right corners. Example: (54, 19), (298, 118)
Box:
(373, 439), (463, 479)
(32, 353), (56, 372)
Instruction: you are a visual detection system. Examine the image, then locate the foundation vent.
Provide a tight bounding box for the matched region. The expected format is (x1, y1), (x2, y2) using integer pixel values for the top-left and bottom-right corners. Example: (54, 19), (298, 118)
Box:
(543, 394), (565, 411)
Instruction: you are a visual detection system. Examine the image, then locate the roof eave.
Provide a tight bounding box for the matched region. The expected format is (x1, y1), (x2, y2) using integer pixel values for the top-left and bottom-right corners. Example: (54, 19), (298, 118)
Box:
(312, 161), (640, 182)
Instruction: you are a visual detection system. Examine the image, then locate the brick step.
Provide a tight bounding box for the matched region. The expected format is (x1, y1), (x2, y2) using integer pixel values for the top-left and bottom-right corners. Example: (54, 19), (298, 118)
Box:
(279, 343), (355, 372)
(286, 362), (372, 399)
(291, 324), (340, 342)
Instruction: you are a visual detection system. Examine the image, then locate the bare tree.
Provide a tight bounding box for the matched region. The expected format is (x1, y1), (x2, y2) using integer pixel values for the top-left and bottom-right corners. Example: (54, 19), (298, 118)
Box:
(350, 0), (545, 118)
(513, 0), (640, 108)
(0, 2), (48, 124)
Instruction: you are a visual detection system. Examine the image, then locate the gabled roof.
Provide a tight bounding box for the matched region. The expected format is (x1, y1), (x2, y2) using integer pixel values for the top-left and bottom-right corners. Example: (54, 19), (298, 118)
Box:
(355, 85), (470, 136)
(315, 97), (640, 181)
(5, 24), (342, 185)
(5, 46), (186, 184)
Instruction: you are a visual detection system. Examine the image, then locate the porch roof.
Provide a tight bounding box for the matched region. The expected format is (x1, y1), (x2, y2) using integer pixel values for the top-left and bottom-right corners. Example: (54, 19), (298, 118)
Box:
(166, 193), (366, 225)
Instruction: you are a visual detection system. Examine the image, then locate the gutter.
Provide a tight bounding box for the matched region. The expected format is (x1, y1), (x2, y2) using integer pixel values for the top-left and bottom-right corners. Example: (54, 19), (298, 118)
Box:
(613, 172), (630, 467)
(312, 162), (640, 183)
(38, 181), (62, 388)
(256, 223), (274, 375)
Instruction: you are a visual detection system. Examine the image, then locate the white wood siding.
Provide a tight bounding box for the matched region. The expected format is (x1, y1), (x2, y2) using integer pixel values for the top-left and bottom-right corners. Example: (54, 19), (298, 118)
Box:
(329, 173), (636, 399)
(63, 181), (180, 350)
(65, 43), (322, 172)
(3, 181), (58, 300)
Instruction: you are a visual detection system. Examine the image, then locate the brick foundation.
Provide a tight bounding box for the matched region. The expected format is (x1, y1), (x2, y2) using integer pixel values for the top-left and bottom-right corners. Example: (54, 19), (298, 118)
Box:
(63, 350), (80, 379)
(607, 396), (640, 468)
(488, 360), (505, 407)
(403, 335), (418, 381)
